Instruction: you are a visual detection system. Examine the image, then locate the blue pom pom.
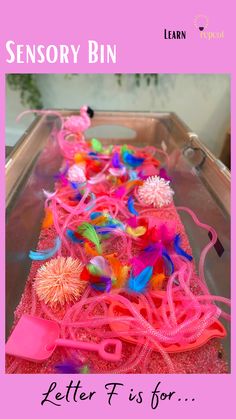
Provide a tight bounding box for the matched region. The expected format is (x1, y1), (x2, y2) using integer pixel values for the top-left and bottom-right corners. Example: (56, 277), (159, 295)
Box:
(128, 266), (153, 293)
(127, 196), (139, 216)
(174, 234), (193, 261)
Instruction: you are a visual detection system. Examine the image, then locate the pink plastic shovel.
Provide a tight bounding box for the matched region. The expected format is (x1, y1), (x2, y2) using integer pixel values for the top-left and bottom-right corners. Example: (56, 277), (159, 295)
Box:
(6, 314), (122, 363)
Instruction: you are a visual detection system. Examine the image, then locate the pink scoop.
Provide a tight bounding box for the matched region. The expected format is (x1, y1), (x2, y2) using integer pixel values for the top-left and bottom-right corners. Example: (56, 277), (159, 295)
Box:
(6, 315), (122, 363)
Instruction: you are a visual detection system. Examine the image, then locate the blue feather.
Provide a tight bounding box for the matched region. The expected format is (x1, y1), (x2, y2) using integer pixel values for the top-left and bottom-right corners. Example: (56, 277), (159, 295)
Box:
(69, 192), (83, 201)
(174, 234), (193, 261)
(70, 181), (79, 190)
(88, 152), (99, 160)
(90, 211), (103, 220)
(162, 249), (174, 275)
(29, 237), (61, 261)
(70, 181), (86, 190)
(128, 266), (153, 293)
(91, 277), (112, 292)
(85, 193), (96, 211)
(123, 151), (144, 168)
(129, 170), (138, 180)
(66, 229), (84, 243)
(95, 224), (119, 235)
(54, 360), (83, 374)
(127, 196), (139, 216)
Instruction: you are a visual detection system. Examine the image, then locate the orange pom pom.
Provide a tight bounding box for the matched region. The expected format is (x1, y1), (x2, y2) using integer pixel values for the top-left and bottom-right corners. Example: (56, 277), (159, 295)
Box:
(34, 257), (85, 307)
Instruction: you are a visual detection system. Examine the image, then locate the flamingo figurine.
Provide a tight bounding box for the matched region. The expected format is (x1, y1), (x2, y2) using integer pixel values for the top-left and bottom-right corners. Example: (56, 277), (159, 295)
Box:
(64, 105), (94, 134)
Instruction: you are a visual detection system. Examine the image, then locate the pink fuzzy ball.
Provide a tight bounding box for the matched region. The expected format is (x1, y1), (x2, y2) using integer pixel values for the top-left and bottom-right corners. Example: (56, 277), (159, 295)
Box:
(138, 175), (174, 208)
(34, 257), (85, 307)
(68, 164), (86, 183)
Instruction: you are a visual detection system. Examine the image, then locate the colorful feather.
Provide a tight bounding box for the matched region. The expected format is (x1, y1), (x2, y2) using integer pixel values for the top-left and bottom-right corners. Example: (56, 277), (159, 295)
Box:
(127, 196), (139, 216)
(150, 273), (166, 289)
(42, 208), (53, 229)
(54, 359), (89, 374)
(91, 138), (103, 153)
(95, 224), (119, 235)
(29, 237), (61, 261)
(159, 167), (171, 182)
(129, 170), (138, 180)
(85, 193), (96, 211)
(54, 164), (69, 186)
(84, 242), (99, 257)
(87, 263), (103, 276)
(174, 234), (193, 261)
(162, 249), (174, 275)
(77, 222), (101, 253)
(126, 226), (146, 237)
(131, 244), (162, 275)
(91, 215), (108, 226)
(66, 229), (84, 243)
(112, 151), (123, 168)
(88, 173), (106, 184)
(89, 256), (112, 277)
(54, 360), (82, 374)
(126, 216), (138, 228)
(90, 211), (103, 220)
(43, 189), (57, 199)
(114, 186), (127, 198)
(91, 276), (112, 292)
(70, 191), (83, 201)
(109, 167), (126, 177)
(70, 181), (86, 190)
(127, 266), (153, 293)
(123, 151), (144, 168)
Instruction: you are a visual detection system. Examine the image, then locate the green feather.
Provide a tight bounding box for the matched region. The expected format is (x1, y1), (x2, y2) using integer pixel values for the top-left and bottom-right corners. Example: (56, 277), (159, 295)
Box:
(77, 222), (101, 253)
(91, 138), (103, 153)
(87, 263), (102, 276)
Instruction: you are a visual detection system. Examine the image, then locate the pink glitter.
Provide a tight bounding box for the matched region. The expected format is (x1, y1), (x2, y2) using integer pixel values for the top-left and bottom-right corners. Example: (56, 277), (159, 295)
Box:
(6, 205), (229, 374)
(5, 113), (230, 375)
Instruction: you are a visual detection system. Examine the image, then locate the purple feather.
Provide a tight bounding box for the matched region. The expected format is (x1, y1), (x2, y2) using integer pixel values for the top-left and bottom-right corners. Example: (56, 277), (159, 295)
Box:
(159, 167), (172, 182)
(112, 152), (123, 168)
(54, 359), (83, 374)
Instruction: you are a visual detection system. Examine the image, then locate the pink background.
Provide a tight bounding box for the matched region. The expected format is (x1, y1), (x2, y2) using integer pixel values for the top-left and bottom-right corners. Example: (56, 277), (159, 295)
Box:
(0, 0), (234, 418)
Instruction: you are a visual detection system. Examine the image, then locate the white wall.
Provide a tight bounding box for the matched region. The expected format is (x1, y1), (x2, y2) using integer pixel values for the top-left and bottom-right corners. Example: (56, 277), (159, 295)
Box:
(6, 74), (230, 157)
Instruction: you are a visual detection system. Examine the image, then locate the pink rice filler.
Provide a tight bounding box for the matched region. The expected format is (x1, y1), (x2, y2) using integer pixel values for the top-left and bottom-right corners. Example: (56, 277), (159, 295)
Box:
(5, 314), (122, 363)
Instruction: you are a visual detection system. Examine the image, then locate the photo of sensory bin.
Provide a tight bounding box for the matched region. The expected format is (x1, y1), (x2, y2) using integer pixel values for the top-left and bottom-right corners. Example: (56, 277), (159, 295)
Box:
(5, 105), (230, 374)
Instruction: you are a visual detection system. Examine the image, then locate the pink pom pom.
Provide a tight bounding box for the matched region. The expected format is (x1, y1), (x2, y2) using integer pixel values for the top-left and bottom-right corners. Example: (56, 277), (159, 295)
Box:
(68, 164), (86, 183)
(138, 176), (174, 208)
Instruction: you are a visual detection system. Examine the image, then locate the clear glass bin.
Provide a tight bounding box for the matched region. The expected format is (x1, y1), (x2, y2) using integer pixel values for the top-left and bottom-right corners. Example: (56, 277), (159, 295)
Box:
(5, 110), (231, 366)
